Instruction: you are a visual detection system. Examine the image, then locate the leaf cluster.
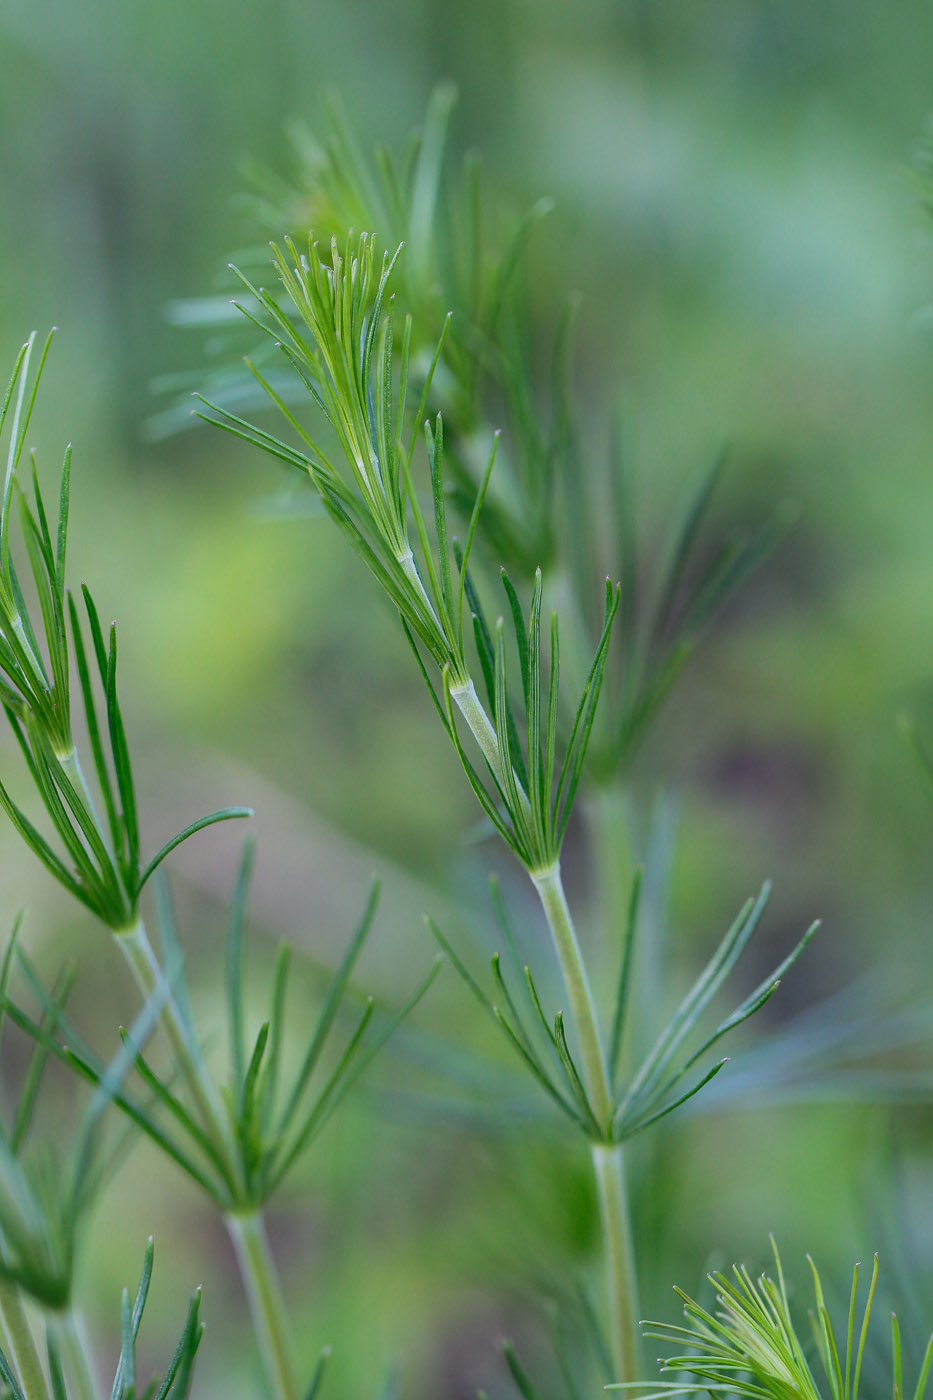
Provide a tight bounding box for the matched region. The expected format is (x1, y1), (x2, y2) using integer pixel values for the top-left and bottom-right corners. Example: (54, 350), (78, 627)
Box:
(5, 850), (438, 1213)
(0, 914), (184, 1311)
(161, 86), (568, 576)
(620, 1239), (933, 1400)
(587, 442), (790, 780)
(0, 1240), (201, 1400)
(198, 235), (620, 872)
(429, 879), (816, 1144)
(0, 335), (249, 932)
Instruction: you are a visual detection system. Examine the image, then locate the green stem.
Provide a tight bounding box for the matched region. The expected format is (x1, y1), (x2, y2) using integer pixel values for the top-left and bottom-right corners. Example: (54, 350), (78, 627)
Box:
(116, 916), (234, 1171)
(450, 677), (508, 787)
(531, 862), (640, 1383)
(450, 678), (538, 829)
(591, 1143), (641, 1384)
(531, 864), (612, 1124)
(0, 1281), (49, 1400)
(225, 1210), (299, 1400)
(57, 747), (108, 854)
(53, 1308), (98, 1400)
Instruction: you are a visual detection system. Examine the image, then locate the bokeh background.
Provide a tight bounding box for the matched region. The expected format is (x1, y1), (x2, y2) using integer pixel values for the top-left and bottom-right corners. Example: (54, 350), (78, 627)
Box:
(1, 2), (933, 1397)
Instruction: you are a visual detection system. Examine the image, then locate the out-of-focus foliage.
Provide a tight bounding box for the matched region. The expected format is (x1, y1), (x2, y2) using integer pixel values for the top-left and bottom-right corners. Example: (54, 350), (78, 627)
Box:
(2, 2), (933, 1398)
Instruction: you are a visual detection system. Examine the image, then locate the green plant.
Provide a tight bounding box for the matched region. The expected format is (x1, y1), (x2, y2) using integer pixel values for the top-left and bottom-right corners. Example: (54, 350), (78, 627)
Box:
(7, 858), (437, 1400)
(0, 333), (434, 1400)
(191, 95), (818, 1389)
(0, 1239), (202, 1400)
(1, 84), (930, 1400)
(618, 1240), (933, 1400)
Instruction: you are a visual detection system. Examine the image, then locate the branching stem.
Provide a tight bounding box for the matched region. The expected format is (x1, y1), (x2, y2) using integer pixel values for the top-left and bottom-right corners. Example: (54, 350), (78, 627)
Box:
(531, 862), (640, 1383)
(116, 917), (233, 1170)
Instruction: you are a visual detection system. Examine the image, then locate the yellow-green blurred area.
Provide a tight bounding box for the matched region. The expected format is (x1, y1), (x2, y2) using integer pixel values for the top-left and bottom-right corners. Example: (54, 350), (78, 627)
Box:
(1, 2), (933, 1398)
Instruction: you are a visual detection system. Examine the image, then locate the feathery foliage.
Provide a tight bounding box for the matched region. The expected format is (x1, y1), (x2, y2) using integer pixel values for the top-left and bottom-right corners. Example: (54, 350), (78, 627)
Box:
(0, 1241), (202, 1400)
(0, 335), (249, 932)
(428, 878), (817, 1143)
(3, 851), (439, 1213)
(618, 1240), (933, 1400)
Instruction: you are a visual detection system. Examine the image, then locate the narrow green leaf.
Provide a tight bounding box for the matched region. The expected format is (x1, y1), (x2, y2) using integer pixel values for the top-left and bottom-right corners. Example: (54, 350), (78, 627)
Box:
(137, 808), (253, 894)
(618, 1058), (729, 1139)
(609, 867), (642, 1086)
(501, 570), (529, 709)
(303, 1348), (332, 1400)
(226, 837), (255, 1093)
(278, 879), (380, 1132)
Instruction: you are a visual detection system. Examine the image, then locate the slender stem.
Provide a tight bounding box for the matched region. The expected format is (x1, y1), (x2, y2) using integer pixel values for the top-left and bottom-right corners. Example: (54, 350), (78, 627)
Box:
(116, 917), (234, 1170)
(0, 1282), (49, 1400)
(53, 1308), (98, 1400)
(591, 1143), (641, 1384)
(226, 1210), (299, 1400)
(450, 678), (508, 788)
(57, 747), (108, 853)
(450, 678), (535, 828)
(531, 864), (612, 1124)
(531, 862), (640, 1383)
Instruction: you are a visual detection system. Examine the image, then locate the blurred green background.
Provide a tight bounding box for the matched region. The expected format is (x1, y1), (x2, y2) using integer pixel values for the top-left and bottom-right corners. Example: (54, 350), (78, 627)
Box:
(2, 1), (933, 1397)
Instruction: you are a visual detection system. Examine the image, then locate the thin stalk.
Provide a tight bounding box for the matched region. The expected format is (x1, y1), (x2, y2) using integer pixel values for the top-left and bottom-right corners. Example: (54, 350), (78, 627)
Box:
(116, 917), (234, 1172)
(397, 545), (531, 810)
(531, 862), (640, 1383)
(531, 865), (611, 1123)
(591, 1143), (641, 1385)
(0, 1281), (49, 1400)
(57, 747), (107, 854)
(450, 677), (507, 787)
(53, 1307), (98, 1400)
(226, 1210), (299, 1400)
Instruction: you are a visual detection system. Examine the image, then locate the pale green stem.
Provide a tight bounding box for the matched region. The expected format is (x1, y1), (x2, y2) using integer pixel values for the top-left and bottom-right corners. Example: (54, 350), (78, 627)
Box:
(56, 747), (232, 1168)
(116, 917), (234, 1170)
(398, 547), (442, 630)
(449, 678), (537, 831)
(591, 1143), (641, 1385)
(531, 862), (641, 1383)
(397, 547), (530, 806)
(54, 1307), (98, 1400)
(449, 677), (507, 787)
(531, 865), (612, 1123)
(57, 746), (106, 847)
(400, 551), (641, 1375)
(226, 1211), (299, 1400)
(0, 1281), (49, 1400)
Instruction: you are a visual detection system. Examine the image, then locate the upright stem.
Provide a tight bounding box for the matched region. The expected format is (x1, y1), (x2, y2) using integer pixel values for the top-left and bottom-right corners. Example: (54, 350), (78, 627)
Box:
(438, 666), (641, 1376)
(0, 1282), (49, 1400)
(57, 748), (231, 1154)
(58, 747), (107, 852)
(591, 1144), (641, 1384)
(116, 917), (233, 1167)
(531, 866), (610, 1121)
(450, 678), (507, 787)
(450, 678), (535, 826)
(226, 1211), (299, 1400)
(54, 1308), (98, 1400)
(531, 862), (641, 1383)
